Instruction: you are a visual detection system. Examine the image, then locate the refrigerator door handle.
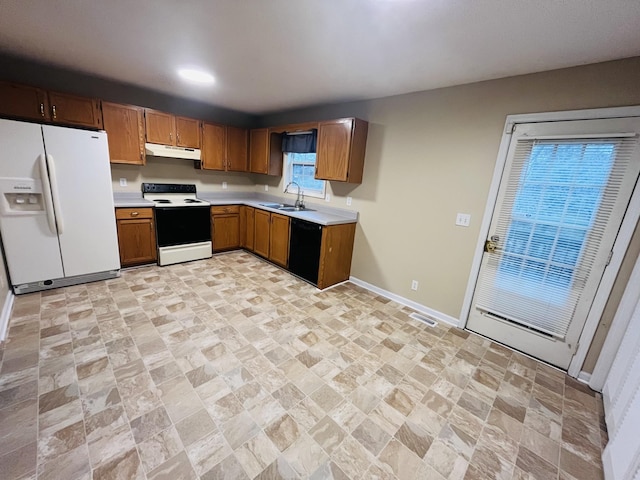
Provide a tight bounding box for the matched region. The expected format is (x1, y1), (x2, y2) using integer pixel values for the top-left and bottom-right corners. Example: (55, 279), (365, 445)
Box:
(45, 154), (64, 235)
(38, 154), (58, 235)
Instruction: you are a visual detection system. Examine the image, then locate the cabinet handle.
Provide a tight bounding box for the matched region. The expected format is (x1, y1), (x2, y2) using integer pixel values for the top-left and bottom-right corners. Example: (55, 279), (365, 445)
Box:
(130, 211), (139, 217)
(177, 133), (181, 143)
(169, 132), (172, 142)
(52, 105), (57, 119)
(40, 103), (45, 117)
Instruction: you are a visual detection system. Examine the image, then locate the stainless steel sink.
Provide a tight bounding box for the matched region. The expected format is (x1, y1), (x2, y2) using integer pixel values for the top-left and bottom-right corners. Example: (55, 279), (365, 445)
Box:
(258, 202), (314, 212)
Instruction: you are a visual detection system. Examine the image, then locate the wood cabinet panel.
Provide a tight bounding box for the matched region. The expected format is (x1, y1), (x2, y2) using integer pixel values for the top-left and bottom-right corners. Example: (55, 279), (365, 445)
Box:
(202, 122), (226, 170)
(102, 102), (145, 165)
(47, 91), (102, 128)
(0, 82), (49, 121)
(269, 213), (290, 267)
(176, 116), (201, 148)
(211, 205), (240, 215)
(249, 128), (269, 174)
(318, 223), (356, 289)
(316, 118), (368, 183)
(145, 109), (175, 145)
(240, 206), (255, 251)
(116, 208), (157, 267)
(226, 126), (248, 172)
(254, 209), (271, 258)
(212, 214), (240, 252)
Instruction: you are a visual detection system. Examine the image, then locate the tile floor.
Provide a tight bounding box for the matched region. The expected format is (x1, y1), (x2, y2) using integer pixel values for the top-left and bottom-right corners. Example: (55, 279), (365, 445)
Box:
(0, 251), (607, 479)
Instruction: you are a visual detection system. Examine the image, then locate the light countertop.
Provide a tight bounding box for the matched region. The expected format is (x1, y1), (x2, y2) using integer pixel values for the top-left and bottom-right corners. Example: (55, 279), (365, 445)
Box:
(114, 191), (358, 226)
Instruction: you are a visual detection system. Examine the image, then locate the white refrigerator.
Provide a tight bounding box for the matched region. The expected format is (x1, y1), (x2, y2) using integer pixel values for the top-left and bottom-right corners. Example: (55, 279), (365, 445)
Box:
(0, 118), (120, 294)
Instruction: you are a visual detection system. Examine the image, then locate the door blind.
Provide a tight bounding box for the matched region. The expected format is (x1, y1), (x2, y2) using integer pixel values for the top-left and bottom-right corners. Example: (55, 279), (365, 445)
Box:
(475, 135), (639, 339)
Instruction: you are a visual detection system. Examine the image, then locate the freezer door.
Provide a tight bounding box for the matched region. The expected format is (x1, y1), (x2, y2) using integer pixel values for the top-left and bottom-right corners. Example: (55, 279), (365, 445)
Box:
(0, 119), (64, 285)
(42, 125), (120, 277)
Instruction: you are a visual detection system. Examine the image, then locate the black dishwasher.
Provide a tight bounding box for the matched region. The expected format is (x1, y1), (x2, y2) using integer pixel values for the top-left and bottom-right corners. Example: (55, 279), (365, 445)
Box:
(289, 218), (323, 285)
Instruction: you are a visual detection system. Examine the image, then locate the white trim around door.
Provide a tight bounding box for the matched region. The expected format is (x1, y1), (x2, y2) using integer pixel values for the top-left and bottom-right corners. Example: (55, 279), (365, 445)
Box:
(459, 105), (640, 379)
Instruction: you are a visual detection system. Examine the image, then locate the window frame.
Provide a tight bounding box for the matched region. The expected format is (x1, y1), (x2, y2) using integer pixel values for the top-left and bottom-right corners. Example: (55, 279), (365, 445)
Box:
(283, 152), (326, 199)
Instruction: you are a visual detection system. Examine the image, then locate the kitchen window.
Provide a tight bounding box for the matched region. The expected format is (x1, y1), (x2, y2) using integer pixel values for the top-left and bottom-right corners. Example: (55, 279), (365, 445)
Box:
(284, 152), (326, 199)
(281, 129), (326, 199)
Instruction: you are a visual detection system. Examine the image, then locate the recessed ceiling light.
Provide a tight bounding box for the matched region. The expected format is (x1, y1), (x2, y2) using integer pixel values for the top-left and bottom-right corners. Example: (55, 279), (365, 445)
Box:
(177, 68), (215, 85)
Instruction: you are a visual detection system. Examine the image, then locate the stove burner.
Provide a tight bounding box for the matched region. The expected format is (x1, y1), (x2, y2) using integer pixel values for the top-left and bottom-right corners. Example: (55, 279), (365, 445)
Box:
(184, 199), (201, 203)
(153, 199), (171, 204)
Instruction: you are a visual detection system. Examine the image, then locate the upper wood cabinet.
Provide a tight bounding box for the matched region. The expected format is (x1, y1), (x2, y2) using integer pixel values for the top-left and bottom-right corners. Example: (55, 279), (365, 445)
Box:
(0, 82), (49, 121)
(316, 118), (368, 183)
(102, 102), (145, 165)
(227, 127), (249, 172)
(201, 122), (248, 172)
(145, 109), (201, 148)
(0, 82), (102, 128)
(249, 128), (283, 176)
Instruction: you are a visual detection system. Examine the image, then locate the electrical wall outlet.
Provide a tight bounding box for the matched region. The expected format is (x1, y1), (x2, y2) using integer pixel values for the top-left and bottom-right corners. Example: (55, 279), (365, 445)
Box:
(456, 213), (471, 227)
(411, 280), (419, 291)
(325, 193), (331, 202)
(346, 196), (352, 206)
(119, 178), (127, 187)
(264, 185), (269, 192)
(222, 182), (227, 190)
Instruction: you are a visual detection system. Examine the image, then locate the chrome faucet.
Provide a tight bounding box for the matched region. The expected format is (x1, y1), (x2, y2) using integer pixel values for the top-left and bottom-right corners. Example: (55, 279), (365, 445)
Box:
(285, 181), (304, 209)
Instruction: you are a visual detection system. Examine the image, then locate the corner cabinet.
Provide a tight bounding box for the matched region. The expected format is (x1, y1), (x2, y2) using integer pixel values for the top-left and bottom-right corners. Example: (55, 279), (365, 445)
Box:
(0, 82), (102, 129)
(315, 118), (368, 183)
(115, 208), (157, 267)
(249, 128), (283, 175)
(102, 102), (146, 165)
(201, 123), (249, 172)
(211, 205), (240, 252)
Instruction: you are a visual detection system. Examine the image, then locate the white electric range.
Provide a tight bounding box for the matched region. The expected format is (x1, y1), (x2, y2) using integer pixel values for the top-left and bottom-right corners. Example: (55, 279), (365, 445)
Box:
(142, 183), (211, 266)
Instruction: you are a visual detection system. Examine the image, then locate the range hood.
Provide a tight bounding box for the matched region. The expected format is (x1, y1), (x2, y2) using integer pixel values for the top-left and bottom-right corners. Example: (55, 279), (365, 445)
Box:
(145, 143), (201, 160)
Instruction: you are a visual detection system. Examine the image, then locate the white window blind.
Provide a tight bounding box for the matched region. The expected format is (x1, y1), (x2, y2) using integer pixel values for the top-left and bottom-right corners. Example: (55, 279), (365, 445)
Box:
(475, 136), (638, 339)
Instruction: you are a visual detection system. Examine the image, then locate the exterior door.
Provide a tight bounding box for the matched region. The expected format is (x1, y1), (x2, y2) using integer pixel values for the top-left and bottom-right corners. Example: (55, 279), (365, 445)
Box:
(467, 117), (640, 369)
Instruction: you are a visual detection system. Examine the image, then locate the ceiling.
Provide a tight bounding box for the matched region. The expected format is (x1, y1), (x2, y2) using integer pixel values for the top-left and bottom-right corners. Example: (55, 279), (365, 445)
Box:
(1, 1), (639, 114)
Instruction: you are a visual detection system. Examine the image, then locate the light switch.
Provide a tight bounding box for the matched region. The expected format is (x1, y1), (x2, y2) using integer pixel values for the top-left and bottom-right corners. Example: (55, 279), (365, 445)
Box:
(325, 193), (331, 202)
(456, 213), (471, 227)
(346, 196), (352, 206)
(222, 182), (227, 189)
(264, 185), (269, 192)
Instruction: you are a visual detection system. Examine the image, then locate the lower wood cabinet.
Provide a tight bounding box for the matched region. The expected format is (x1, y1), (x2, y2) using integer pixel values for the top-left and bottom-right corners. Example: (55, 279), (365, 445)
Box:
(115, 208), (157, 267)
(240, 206), (255, 251)
(254, 209), (271, 258)
(317, 223), (356, 289)
(211, 205), (240, 252)
(269, 213), (290, 267)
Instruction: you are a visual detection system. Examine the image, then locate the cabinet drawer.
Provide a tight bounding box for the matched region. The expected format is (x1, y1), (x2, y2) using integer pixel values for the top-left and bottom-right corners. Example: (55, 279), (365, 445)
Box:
(116, 208), (154, 220)
(211, 205), (240, 215)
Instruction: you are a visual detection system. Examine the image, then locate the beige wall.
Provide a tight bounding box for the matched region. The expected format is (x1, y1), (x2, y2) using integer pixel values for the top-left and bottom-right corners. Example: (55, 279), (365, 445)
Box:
(110, 157), (255, 193)
(260, 57), (640, 325)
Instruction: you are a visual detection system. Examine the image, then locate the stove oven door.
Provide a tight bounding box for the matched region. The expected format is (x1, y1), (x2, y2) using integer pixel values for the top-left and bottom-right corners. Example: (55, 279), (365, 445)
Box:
(155, 206), (211, 247)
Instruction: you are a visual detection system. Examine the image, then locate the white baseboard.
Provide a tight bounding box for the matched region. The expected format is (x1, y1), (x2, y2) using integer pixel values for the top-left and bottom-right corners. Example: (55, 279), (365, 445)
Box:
(348, 276), (461, 328)
(0, 289), (14, 342)
(577, 371), (592, 385)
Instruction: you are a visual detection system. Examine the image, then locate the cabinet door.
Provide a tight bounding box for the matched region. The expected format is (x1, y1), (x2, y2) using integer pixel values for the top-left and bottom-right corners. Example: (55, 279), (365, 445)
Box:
(0, 82), (50, 121)
(316, 119), (354, 181)
(249, 128), (269, 174)
(254, 209), (271, 258)
(145, 109), (175, 145)
(317, 223), (356, 289)
(176, 116), (201, 148)
(201, 123), (226, 170)
(245, 207), (255, 251)
(269, 213), (290, 267)
(117, 216), (157, 267)
(48, 92), (102, 128)
(102, 102), (145, 165)
(226, 126), (248, 172)
(212, 214), (240, 251)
